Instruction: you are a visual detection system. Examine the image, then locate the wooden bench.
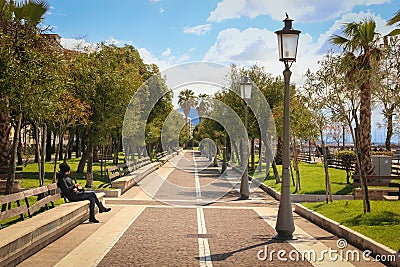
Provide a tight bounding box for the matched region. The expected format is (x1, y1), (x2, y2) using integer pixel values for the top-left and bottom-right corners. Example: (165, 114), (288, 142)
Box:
(0, 185), (104, 266)
(0, 183), (61, 225)
(110, 157), (161, 194)
(387, 182), (400, 200)
(118, 161), (135, 176)
(106, 166), (120, 186)
(157, 151), (170, 164)
(136, 157), (152, 169)
(353, 175), (400, 200)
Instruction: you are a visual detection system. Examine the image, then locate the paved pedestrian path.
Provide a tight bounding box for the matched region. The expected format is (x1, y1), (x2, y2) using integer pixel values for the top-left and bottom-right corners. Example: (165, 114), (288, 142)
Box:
(17, 151), (384, 266)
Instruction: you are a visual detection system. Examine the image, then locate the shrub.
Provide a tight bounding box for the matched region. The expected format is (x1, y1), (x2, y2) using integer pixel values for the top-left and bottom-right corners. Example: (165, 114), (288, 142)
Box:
(372, 151), (394, 157)
(336, 150), (356, 167)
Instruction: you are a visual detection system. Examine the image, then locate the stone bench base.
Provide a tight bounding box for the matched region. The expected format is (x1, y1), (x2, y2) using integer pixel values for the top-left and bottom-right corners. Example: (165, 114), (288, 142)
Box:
(353, 188), (398, 200)
(0, 193), (104, 267)
(111, 162), (161, 194)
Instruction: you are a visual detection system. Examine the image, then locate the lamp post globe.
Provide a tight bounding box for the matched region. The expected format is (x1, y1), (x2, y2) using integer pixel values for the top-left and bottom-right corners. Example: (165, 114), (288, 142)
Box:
(274, 14), (300, 240)
(239, 75), (252, 200)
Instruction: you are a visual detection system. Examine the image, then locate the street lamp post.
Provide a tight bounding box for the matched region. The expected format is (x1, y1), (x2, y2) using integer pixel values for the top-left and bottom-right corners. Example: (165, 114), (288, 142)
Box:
(239, 75), (252, 200)
(274, 14), (300, 240)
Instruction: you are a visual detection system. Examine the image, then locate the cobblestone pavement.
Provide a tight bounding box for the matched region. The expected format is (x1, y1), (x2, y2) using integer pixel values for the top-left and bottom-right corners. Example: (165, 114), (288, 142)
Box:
(18, 150), (385, 267)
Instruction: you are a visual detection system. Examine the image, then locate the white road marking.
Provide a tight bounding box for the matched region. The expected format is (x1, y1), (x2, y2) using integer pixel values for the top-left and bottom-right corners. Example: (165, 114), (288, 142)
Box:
(193, 152), (202, 200)
(197, 208), (213, 267)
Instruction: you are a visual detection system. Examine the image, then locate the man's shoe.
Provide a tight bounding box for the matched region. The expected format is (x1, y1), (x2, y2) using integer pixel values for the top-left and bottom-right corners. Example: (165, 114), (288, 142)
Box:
(99, 203), (111, 213)
(99, 207), (111, 213)
(89, 217), (99, 223)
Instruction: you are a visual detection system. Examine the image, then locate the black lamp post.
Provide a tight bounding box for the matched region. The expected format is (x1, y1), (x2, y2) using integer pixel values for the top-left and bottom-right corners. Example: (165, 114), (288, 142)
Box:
(239, 75), (252, 200)
(274, 14), (300, 240)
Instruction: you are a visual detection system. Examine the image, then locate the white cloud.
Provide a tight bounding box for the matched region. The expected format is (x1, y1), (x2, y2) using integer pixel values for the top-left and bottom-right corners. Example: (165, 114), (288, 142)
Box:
(162, 48), (171, 57)
(203, 27), (278, 66)
(60, 38), (99, 52)
(203, 10), (396, 85)
(160, 8), (165, 13)
(207, 0), (390, 23)
(60, 37), (133, 52)
(183, 24), (212, 35)
(138, 48), (172, 71)
(138, 47), (197, 72)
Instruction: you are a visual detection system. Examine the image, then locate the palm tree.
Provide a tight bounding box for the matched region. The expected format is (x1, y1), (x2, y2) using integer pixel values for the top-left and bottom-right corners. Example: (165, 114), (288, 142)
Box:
(196, 94), (209, 122)
(178, 89), (197, 127)
(331, 18), (381, 213)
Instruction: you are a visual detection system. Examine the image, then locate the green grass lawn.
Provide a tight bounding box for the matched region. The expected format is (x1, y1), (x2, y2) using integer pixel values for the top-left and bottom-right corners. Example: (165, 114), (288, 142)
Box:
(17, 157), (115, 189)
(261, 162), (355, 195)
(303, 200), (400, 251)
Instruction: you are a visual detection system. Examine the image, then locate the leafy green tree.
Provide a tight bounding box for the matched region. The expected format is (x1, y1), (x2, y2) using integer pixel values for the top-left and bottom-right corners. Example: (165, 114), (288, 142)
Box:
(0, 0), (50, 194)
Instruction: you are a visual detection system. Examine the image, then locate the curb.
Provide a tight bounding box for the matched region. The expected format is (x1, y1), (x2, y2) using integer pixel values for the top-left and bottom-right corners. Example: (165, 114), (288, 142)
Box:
(294, 203), (400, 267)
(263, 184), (354, 202)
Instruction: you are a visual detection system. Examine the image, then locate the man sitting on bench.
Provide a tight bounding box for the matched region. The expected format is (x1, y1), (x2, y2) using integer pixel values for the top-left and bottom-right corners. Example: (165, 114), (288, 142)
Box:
(57, 163), (111, 223)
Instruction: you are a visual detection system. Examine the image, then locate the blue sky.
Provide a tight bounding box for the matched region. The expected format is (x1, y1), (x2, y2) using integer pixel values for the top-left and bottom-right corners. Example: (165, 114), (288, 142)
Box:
(44, 0), (399, 143)
(44, 0), (399, 80)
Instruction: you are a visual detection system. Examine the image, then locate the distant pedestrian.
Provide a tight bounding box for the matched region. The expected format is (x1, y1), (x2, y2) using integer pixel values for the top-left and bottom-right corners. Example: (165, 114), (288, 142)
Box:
(57, 163), (111, 223)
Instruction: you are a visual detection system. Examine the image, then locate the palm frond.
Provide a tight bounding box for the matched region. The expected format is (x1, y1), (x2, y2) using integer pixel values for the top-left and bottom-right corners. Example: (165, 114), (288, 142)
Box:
(330, 35), (349, 46)
(388, 10), (400, 26)
(386, 29), (400, 37)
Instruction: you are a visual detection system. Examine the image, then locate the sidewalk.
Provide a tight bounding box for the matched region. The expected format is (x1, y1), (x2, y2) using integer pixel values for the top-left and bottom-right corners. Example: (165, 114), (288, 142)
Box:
(16, 151), (386, 267)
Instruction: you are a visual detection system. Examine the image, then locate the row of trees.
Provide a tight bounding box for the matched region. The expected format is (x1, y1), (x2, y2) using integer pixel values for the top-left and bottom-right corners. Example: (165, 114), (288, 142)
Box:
(188, 13), (400, 214)
(0, 0), (171, 194)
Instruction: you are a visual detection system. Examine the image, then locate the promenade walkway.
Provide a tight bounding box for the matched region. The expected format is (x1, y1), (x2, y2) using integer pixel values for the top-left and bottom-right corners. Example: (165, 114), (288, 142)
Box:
(17, 151), (384, 266)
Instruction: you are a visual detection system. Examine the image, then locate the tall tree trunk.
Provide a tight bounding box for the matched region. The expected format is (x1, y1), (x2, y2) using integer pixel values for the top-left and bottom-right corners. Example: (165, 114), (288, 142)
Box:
(63, 132), (73, 162)
(275, 137), (283, 165)
(85, 142), (94, 188)
(385, 107), (394, 151)
(354, 114), (371, 214)
(272, 160), (281, 183)
(58, 133), (64, 161)
(5, 113), (22, 195)
(52, 127), (63, 183)
(45, 129), (52, 161)
(257, 140), (263, 172)
(232, 140), (240, 165)
(75, 128), (81, 158)
(292, 138), (301, 193)
(359, 83), (374, 175)
(0, 96), (12, 170)
(77, 135), (87, 173)
(17, 139), (22, 166)
(320, 130), (332, 203)
(250, 138), (255, 171)
(113, 136), (119, 165)
(40, 123), (47, 186)
(34, 123), (43, 186)
(33, 123), (39, 164)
